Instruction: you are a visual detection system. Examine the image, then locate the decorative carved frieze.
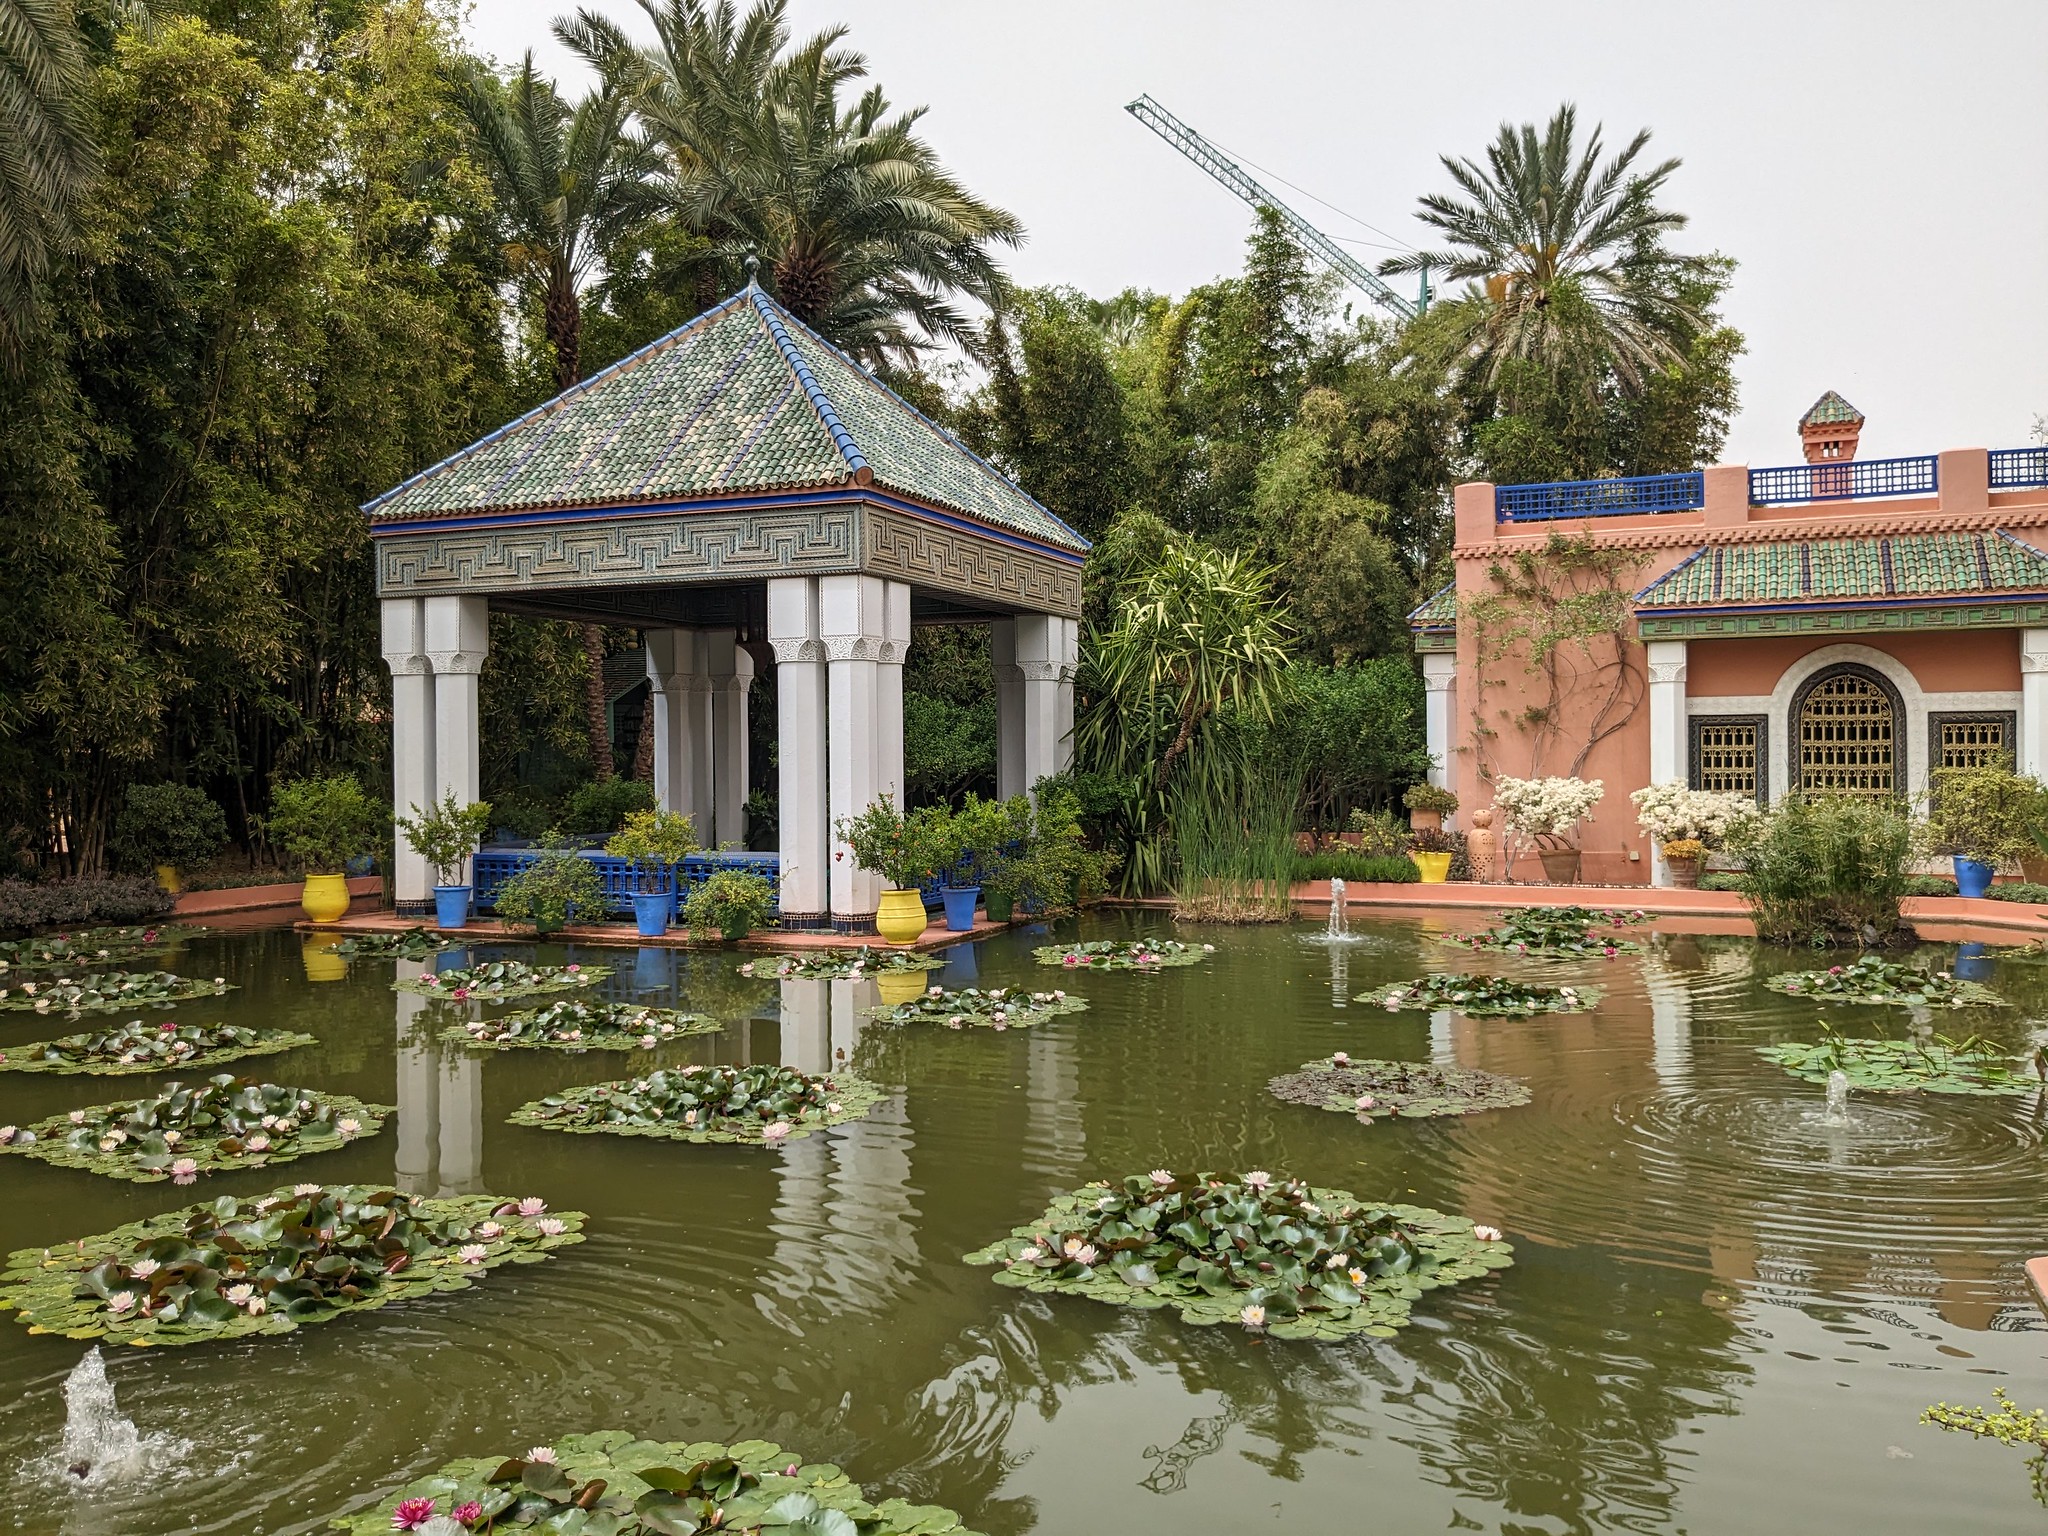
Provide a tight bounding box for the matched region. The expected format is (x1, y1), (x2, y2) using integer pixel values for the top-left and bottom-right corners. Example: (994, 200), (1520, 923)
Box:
(864, 508), (1082, 617)
(1638, 602), (2048, 640)
(382, 653), (431, 677)
(769, 638), (826, 664)
(427, 650), (486, 677)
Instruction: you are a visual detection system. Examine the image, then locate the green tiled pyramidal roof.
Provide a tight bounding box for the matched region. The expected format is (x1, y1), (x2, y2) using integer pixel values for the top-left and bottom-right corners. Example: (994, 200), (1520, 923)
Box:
(1409, 581), (1457, 628)
(1635, 531), (2048, 610)
(363, 287), (1087, 554)
(1799, 389), (1863, 427)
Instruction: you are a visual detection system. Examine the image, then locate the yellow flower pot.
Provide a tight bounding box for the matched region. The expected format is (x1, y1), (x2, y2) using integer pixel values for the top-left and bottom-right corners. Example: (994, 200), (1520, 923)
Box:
(874, 969), (927, 1006)
(1409, 851), (1453, 884)
(301, 872), (352, 923)
(875, 887), (928, 946)
(301, 937), (347, 983)
(154, 863), (182, 895)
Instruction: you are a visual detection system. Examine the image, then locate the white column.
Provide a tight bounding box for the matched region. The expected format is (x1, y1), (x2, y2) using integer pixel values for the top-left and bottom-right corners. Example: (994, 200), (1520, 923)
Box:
(1017, 614), (1063, 794)
(393, 961), (435, 1193)
(992, 617), (1026, 800)
(878, 582), (911, 811)
(1421, 651), (1457, 791)
(822, 574), (886, 928)
(1053, 616), (1078, 775)
(646, 629), (713, 838)
(425, 596), (488, 882)
(703, 629), (754, 848)
(2023, 630), (2048, 779)
(779, 977), (831, 1074)
(769, 578), (829, 926)
(1646, 639), (1689, 888)
(381, 598), (435, 909)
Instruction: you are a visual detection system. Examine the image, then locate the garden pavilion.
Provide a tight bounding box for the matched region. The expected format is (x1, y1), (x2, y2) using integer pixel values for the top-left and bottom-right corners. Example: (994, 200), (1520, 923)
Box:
(365, 276), (1088, 930)
(1413, 393), (2048, 886)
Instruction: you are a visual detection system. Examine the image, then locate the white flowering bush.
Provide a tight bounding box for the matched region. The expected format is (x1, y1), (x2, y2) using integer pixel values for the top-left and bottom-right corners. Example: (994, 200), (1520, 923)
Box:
(1492, 777), (1604, 843)
(1629, 781), (1759, 846)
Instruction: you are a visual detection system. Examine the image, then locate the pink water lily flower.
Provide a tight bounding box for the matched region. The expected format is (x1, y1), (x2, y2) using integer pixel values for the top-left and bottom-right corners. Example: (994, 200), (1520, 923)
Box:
(457, 1244), (488, 1263)
(565, 964), (581, 974)
(452, 1503), (483, 1526)
(763, 1121), (792, 1141)
(1473, 1224), (1503, 1242)
(1242, 1170), (1273, 1192)
(535, 1217), (566, 1236)
(391, 1497), (436, 1530)
(525, 1446), (557, 1464)
(517, 1197), (546, 1216)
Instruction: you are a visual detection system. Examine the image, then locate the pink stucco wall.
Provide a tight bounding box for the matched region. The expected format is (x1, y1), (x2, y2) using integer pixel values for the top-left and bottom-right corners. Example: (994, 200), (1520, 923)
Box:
(1687, 632), (2021, 697)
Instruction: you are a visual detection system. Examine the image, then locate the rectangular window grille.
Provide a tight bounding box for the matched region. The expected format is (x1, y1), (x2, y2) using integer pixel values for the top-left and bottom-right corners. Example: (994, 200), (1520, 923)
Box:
(1494, 471), (1704, 523)
(1689, 716), (1767, 803)
(1930, 713), (2016, 773)
(1748, 454), (1937, 506)
(1990, 447), (2048, 489)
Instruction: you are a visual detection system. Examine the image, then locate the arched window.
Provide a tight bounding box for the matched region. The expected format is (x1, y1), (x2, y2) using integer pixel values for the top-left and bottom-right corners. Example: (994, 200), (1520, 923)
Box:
(1793, 664), (1903, 797)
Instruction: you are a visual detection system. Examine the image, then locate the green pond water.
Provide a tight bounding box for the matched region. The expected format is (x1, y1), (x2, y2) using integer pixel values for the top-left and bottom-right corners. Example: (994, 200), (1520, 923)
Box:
(5, 914), (2048, 1533)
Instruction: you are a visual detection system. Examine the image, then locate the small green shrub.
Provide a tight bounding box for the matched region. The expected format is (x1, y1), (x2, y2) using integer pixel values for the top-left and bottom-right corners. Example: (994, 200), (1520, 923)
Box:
(603, 808), (698, 891)
(1346, 809), (1411, 858)
(562, 778), (655, 835)
(1291, 851), (1420, 884)
(683, 868), (775, 934)
(1403, 783), (1459, 815)
(0, 875), (176, 936)
(395, 793), (494, 887)
(1726, 793), (1915, 945)
(1926, 758), (2047, 865)
(836, 795), (955, 890)
(489, 787), (557, 841)
(1017, 777), (1117, 917)
(110, 785), (229, 870)
(1989, 882), (2048, 903)
(260, 778), (387, 874)
(491, 844), (608, 933)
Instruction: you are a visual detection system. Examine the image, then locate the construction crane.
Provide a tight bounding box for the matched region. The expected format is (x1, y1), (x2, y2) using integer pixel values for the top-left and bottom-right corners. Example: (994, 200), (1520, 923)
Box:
(1125, 93), (1428, 320)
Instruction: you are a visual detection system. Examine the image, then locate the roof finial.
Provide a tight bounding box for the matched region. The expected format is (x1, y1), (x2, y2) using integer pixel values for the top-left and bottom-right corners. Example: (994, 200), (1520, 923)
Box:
(743, 251), (760, 291)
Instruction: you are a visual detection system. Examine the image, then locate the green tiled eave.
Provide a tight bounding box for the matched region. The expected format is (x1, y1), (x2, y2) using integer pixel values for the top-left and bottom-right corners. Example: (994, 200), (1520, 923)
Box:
(1633, 531), (2048, 611)
(1800, 389), (1863, 427)
(363, 289), (1087, 555)
(1408, 582), (1456, 628)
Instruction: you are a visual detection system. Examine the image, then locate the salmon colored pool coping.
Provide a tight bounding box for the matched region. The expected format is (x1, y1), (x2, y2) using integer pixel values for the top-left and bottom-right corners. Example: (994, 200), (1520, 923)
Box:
(174, 876), (382, 918)
(2028, 1257), (2048, 1317)
(291, 908), (1011, 952)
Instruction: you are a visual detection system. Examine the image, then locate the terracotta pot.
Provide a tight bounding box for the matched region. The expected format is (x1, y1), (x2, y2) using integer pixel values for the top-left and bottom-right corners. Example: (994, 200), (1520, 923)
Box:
(875, 887), (927, 946)
(1536, 848), (1582, 886)
(2022, 856), (2048, 886)
(1409, 809), (1442, 833)
(1664, 855), (1701, 890)
(300, 872), (351, 923)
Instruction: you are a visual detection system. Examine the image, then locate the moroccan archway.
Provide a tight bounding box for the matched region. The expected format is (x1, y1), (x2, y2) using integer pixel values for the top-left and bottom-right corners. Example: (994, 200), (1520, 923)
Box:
(1792, 663), (1905, 798)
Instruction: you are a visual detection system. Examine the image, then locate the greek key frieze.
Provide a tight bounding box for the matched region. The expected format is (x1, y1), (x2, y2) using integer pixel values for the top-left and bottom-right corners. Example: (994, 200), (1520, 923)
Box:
(865, 510), (1082, 617)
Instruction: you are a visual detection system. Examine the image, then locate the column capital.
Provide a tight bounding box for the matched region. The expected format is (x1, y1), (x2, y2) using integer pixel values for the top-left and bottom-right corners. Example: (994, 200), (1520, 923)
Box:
(1019, 660), (1062, 683)
(1647, 661), (1688, 685)
(427, 649), (485, 677)
(651, 672), (714, 694)
(2023, 628), (2048, 670)
(384, 652), (431, 677)
(824, 634), (882, 663)
(770, 637), (826, 665)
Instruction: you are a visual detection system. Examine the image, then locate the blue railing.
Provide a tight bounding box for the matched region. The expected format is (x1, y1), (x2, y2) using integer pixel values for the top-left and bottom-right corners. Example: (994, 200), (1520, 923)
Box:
(1749, 454), (1937, 505)
(1990, 447), (2048, 489)
(1495, 471), (1704, 523)
(471, 849), (782, 921)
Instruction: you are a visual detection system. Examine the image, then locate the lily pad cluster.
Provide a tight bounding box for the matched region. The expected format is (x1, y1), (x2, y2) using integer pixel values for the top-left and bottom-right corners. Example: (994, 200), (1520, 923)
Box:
(1033, 939), (1211, 970)
(509, 1063), (884, 1145)
(864, 984), (1087, 1031)
(395, 960), (610, 1001)
(328, 1431), (985, 1536)
(1768, 954), (2007, 1009)
(0, 970), (233, 1014)
(739, 947), (944, 980)
(0, 1184), (584, 1346)
(1357, 973), (1598, 1017)
(1760, 1029), (2036, 1095)
(0, 1019), (315, 1076)
(0, 1075), (390, 1183)
(331, 928), (460, 960)
(964, 1171), (1512, 1341)
(0, 926), (186, 972)
(1267, 1055), (1533, 1122)
(1445, 905), (1648, 958)
(443, 998), (718, 1053)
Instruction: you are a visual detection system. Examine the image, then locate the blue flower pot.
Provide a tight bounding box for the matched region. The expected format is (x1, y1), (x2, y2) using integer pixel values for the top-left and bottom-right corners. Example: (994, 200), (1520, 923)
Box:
(941, 885), (981, 932)
(433, 885), (471, 930)
(1953, 856), (1996, 899)
(1955, 941), (1995, 981)
(633, 890), (674, 937)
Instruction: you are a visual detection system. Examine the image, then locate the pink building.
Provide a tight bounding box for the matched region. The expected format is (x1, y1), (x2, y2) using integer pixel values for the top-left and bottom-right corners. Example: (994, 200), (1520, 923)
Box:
(1413, 396), (2048, 886)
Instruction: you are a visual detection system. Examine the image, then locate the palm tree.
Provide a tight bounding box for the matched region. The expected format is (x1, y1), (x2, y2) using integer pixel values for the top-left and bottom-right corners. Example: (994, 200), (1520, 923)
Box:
(563, 0), (1022, 365)
(1381, 103), (1696, 399)
(0, 0), (96, 368)
(456, 56), (657, 778)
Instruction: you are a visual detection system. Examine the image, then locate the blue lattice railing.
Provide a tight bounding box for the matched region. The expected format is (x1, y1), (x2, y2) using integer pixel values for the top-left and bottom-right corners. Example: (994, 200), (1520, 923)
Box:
(1495, 471), (1703, 523)
(1990, 447), (2048, 489)
(1748, 454), (1937, 505)
(471, 849), (782, 922)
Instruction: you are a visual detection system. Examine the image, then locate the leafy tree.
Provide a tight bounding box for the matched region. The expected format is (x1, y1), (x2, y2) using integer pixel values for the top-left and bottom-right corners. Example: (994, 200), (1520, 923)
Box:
(0, 0), (96, 364)
(979, 290), (1133, 541)
(901, 625), (995, 806)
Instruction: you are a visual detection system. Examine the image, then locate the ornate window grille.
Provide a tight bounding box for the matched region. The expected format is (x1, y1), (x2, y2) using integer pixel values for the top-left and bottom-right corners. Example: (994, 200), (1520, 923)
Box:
(1795, 668), (1901, 798)
(1689, 716), (1766, 803)
(1929, 713), (2016, 774)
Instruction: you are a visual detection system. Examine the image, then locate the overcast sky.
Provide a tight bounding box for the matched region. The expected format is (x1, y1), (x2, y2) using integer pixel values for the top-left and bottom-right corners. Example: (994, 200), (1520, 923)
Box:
(467, 0), (2048, 467)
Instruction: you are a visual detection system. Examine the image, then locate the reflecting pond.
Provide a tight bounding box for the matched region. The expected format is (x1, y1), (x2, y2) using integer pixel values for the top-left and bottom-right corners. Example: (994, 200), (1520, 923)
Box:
(5, 913), (2048, 1533)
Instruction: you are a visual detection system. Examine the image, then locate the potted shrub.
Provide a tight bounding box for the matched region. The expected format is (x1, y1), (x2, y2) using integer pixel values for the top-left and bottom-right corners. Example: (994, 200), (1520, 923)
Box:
(396, 792), (496, 930)
(1629, 781), (1760, 890)
(261, 777), (389, 923)
(1403, 783), (1459, 833)
(492, 841), (608, 935)
(605, 808), (699, 937)
(1408, 826), (1456, 883)
(923, 801), (986, 932)
(1926, 759), (2043, 898)
(110, 784), (229, 894)
(837, 794), (948, 946)
(1492, 776), (1604, 885)
(682, 867), (775, 942)
(962, 794), (1035, 923)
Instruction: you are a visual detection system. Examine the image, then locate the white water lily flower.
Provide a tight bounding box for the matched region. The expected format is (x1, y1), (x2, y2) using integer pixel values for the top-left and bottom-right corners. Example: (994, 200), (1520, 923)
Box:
(1062, 1236), (1088, 1259)
(160, 1130), (181, 1145)
(245, 1134), (271, 1152)
(1473, 1224), (1503, 1242)
(535, 1218), (566, 1236)
(1242, 1171), (1272, 1192)
(1354, 1095), (1375, 1112)
(67, 1110), (85, 1124)
(1071, 1243), (1098, 1266)
(526, 1447), (557, 1465)
(1018, 1245), (1043, 1262)
(517, 1198), (546, 1216)
(106, 1292), (136, 1315)
(246, 1296), (267, 1314)
(170, 1157), (198, 1176)
(293, 1183), (321, 1197)
(457, 1244), (488, 1263)
(683, 1110), (698, 1125)
(1203, 944), (1215, 952)
(1331, 1052), (1350, 1066)
(1239, 1304), (1265, 1328)
(224, 1283), (253, 1305)
(97, 1137), (120, 1152)
(131, 1259), (159, 1279)
(1348, 1267), (1369, 1286)
(928, 986), (944, 997)
(336, 1118), (361, 1138)
(0, 1127), (14, 1144)
(475, 1221), (503, 1239)
(1149, 1169), (1174, 1186)
(639, 1035), (657, 1049)
(826, 1102), (842, 1115)
(762, 1121), (792, 1141)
